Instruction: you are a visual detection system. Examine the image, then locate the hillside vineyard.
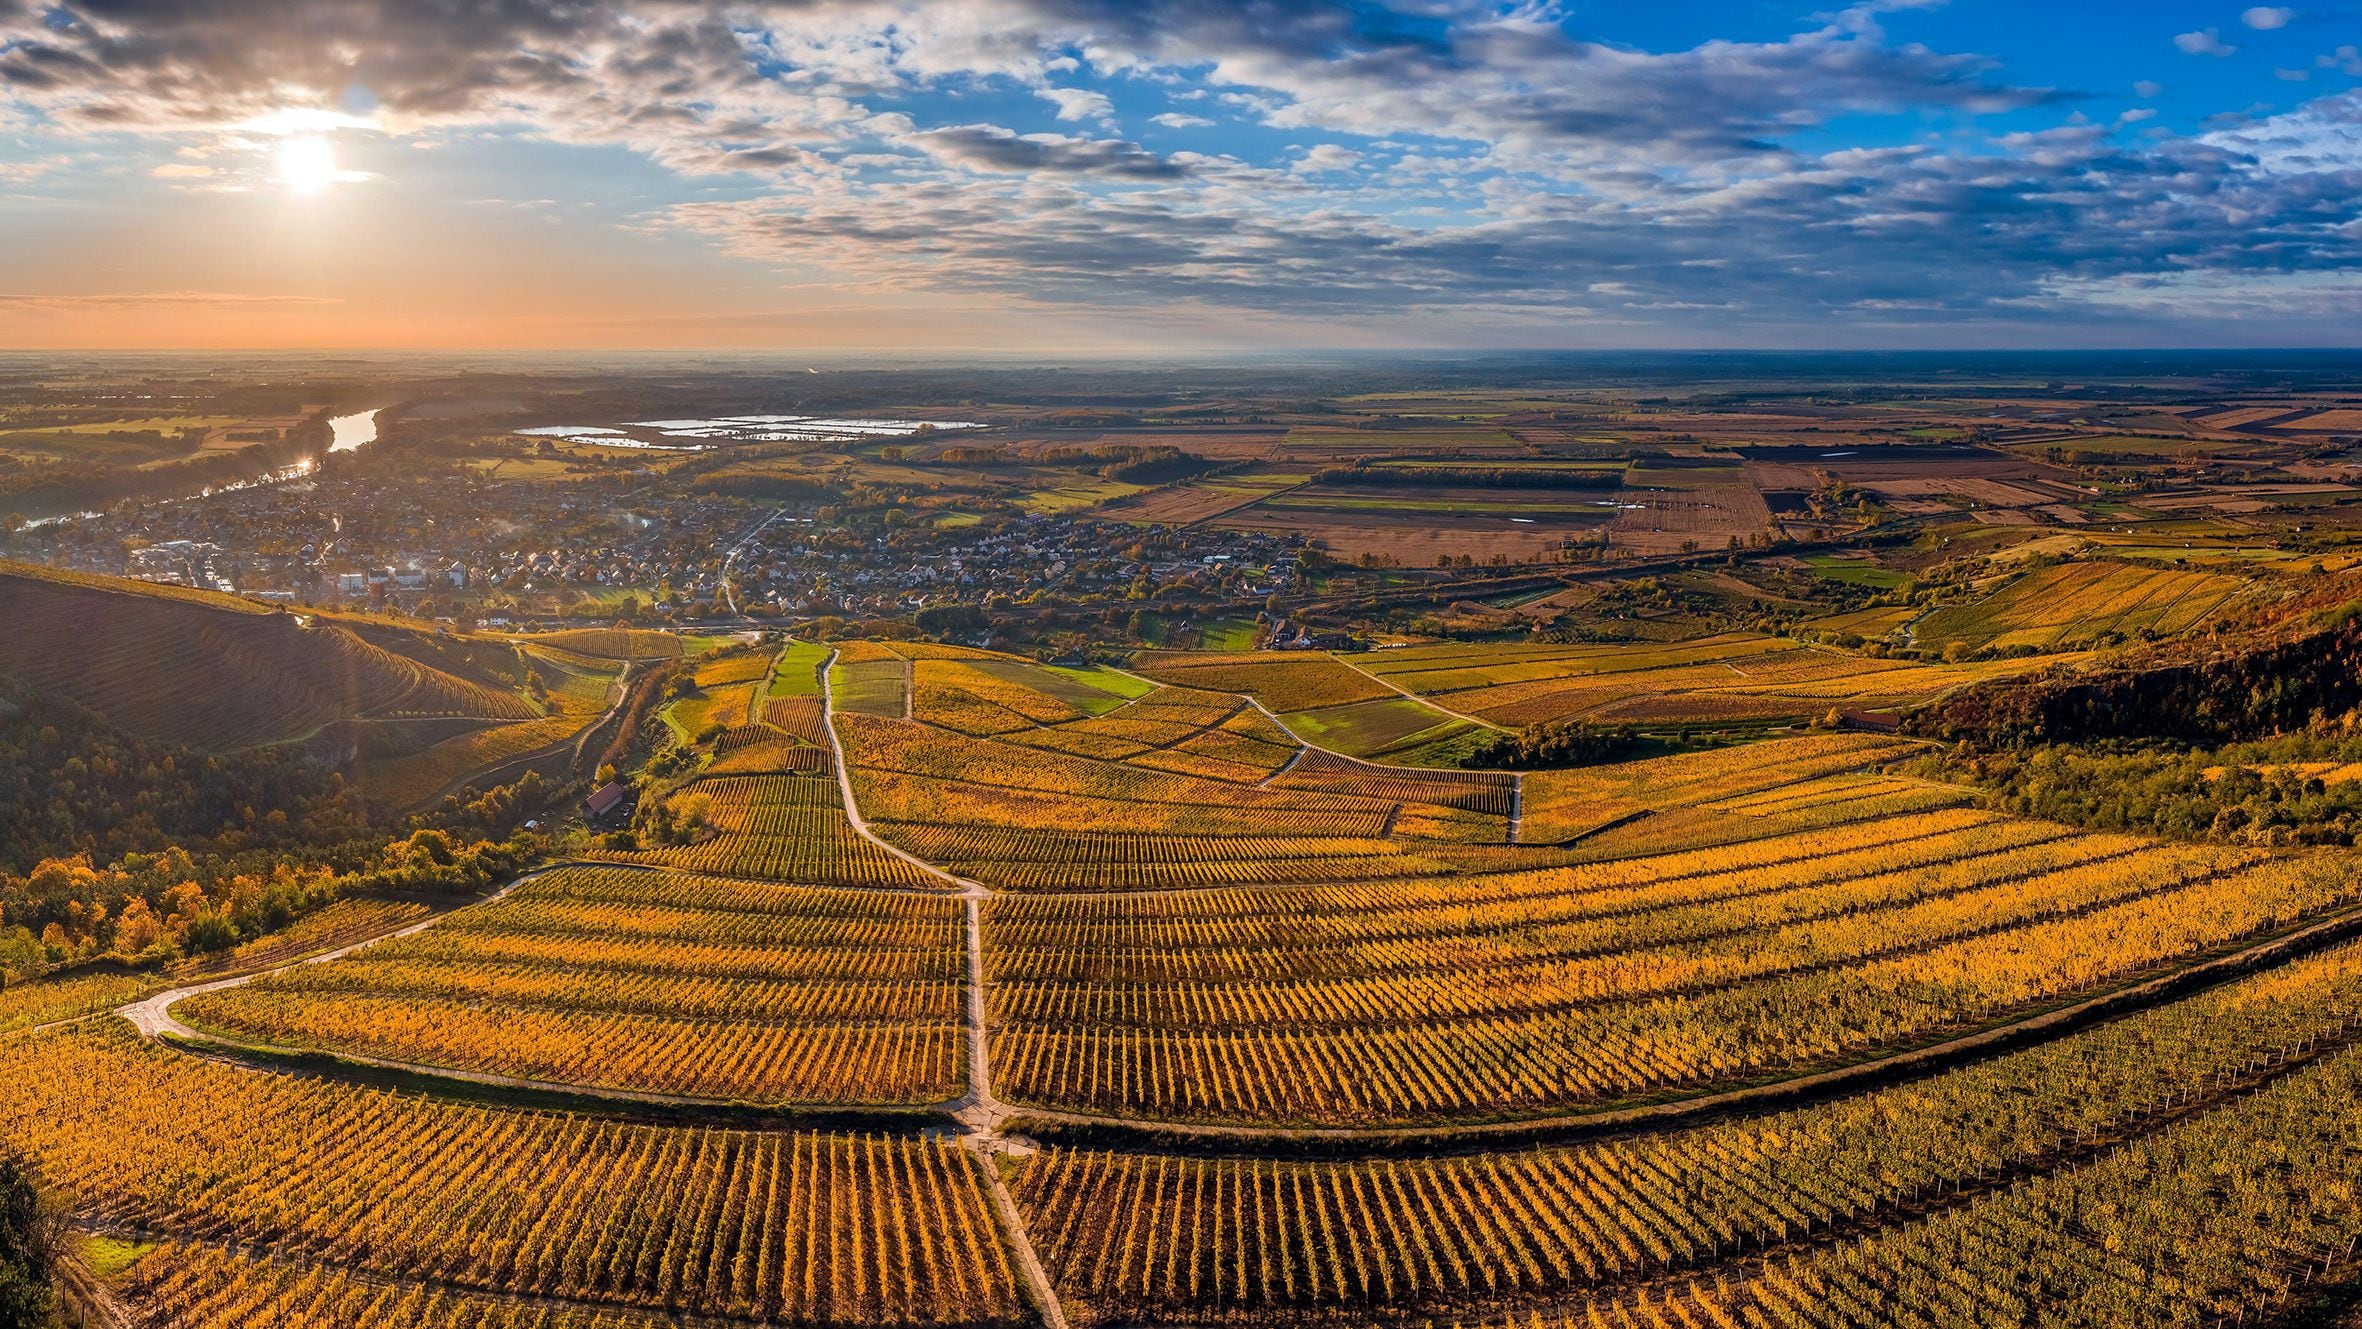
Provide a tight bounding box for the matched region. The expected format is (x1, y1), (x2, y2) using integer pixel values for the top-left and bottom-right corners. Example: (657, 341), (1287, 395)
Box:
(6, 580), (2362, 1329)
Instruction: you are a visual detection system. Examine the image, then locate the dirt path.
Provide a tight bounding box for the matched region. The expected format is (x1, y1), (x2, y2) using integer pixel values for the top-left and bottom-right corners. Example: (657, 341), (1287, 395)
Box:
(118, 874), (538, 1042)
(1327, 652), (1508, 732)
(817, 649), (1068, 1329)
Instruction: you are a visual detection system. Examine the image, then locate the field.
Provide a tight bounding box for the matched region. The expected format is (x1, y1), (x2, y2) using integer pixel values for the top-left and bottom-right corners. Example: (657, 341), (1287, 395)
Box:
(1345, 635), (2054, 727)
(0, 1022), (1026, 1326)
(1913, 559), (2252, 652)
(1008, 938), (2362, 1322)
(17, 514), (2362, 1329)
(1603, 462), (1773, 556)
(981, 736), (2354, 1125)
(179, 865), (964, 1104)
(0, 560), (540, 751)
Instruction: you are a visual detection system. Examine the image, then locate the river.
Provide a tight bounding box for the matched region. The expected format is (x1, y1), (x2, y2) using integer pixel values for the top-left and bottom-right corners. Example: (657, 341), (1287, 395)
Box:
(327, 409), (381, 453)
(21, 407), (385, 529)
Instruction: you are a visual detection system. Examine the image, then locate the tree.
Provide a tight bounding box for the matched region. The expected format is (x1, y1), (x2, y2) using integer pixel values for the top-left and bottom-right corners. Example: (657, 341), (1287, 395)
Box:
(0, 1150), (59, 1329)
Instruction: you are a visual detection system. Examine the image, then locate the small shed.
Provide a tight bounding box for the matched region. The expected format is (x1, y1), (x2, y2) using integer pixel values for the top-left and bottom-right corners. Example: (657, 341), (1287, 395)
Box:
(584, 781), (638, 828)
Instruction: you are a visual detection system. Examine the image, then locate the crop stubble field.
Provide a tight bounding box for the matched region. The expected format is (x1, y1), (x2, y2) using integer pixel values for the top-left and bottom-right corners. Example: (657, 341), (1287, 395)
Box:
(20, 633), (2362, 1328)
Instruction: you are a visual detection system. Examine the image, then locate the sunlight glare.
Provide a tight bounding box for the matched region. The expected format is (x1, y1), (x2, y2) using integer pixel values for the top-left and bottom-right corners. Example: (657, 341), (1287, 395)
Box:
(278, 135), (340, 195)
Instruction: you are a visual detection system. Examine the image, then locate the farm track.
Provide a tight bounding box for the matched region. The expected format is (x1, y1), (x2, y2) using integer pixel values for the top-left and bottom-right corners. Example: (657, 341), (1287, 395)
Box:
(817, 649), (1072, 1329)
(1325, 652), (1509, 732)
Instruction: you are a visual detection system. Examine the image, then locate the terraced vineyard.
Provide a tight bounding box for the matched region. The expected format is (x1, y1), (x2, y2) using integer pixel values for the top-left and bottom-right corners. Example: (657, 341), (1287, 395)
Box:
(0, 560), (538, 750)
(179, 865), (964, 1104)
(1010, 939), (2362, 1322)
(20, 625), (2362, 1328)
(1, 1022), (1025, 1325)
(1340, 634), (2062, 728)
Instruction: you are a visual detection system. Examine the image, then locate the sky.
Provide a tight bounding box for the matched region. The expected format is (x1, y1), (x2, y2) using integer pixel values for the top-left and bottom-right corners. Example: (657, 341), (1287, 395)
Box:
(0, 0), (2357, 352)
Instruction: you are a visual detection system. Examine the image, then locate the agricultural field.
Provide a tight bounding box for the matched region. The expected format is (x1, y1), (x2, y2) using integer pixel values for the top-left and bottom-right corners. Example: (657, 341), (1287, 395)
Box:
(0, 1022), (1026, 1326)
(981, 733), (2357, 1126)
(0, 560), (539, 751)
(178, 865), (964, 1104)
(1912, 558), (2253, 653)
(1345, 634), (2055, 727)
(1008, 938), (2362, 1324)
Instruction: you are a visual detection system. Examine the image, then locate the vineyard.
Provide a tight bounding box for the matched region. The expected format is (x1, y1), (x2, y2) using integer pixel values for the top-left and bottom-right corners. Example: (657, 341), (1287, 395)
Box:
(2, 1022), (1026, 1325)
(0, 561), (539, 750)
(177, 865), (965, 1104)
(982, 795), (2360, 1122)
(521, 627), (685, 662)
(18, 619), (2362, 1328)
(1008, 939), (2362, 1322)
(837, 709), (1522, 889)
(1338, 634), (2059, 728)
(1913, 558), (2252, 654)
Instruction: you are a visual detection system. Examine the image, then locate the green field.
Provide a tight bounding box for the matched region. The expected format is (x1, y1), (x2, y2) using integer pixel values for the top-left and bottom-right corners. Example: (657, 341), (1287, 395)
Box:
(1278, 694), (1477, 760)
(1804, 554), (1911, 588)
(830, 658), (908, 716)
(1019, 478), (1149, 513)
(969, 658), (1149, 714)
(766, 640), (830, 697)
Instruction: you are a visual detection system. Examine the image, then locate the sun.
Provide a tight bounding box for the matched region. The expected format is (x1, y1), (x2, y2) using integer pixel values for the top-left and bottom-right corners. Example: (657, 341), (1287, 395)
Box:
(277, 136), (341, 195)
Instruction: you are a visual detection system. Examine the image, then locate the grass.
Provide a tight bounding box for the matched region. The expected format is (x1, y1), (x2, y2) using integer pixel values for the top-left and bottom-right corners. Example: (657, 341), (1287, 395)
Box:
(1018, 479), (1149, 514)
(1278, 695), (1470, 757)
(1197, 618), (1262, 650)
(82, 1234), (158, 1279)
(767, 640), (830, 697)
(1803, 554), (1911, 589)
(1042, 663), (1156, 708)
(969, 658), (1146, 715)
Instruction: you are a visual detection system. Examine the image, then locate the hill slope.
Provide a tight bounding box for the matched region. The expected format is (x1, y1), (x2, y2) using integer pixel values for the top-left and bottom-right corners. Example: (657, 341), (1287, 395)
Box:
(0, 561), (538, 752)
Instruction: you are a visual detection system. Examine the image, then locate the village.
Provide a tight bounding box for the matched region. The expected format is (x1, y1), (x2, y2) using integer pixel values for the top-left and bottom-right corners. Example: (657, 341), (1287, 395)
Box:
(1, 467), (1306, 629)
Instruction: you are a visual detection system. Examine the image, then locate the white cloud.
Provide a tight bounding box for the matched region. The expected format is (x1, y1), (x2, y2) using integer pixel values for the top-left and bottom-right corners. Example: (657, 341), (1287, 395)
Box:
(2175, 29), (2237, 56)
(1036, 87), (1115, 124)
(1293, 144), (1361, 173)
(2241, 7), (2296, 30)
(1150, 112), (1213, 129)
(2135, 80), (2166, 97)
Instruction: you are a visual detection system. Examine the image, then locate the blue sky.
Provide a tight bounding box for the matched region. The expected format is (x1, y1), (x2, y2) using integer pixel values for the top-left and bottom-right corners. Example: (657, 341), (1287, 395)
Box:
(0, 0), (2356, 350)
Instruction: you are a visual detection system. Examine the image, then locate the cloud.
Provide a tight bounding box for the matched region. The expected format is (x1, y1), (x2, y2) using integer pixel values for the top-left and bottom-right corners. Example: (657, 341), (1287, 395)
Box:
(2242, 7), (2296, 30)
(1036, 87), (1114, 123)
(2, 0), (2358, 343)
(2175, 29), (2238, 57)
(904, 124), (1189, 178)
(1292, 143), (1361, 173)
(2135, 80), (2165, 98)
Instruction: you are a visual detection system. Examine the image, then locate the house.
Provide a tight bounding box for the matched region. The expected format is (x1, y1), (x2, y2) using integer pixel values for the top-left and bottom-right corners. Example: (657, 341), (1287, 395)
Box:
(584, 781), (638, 828)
